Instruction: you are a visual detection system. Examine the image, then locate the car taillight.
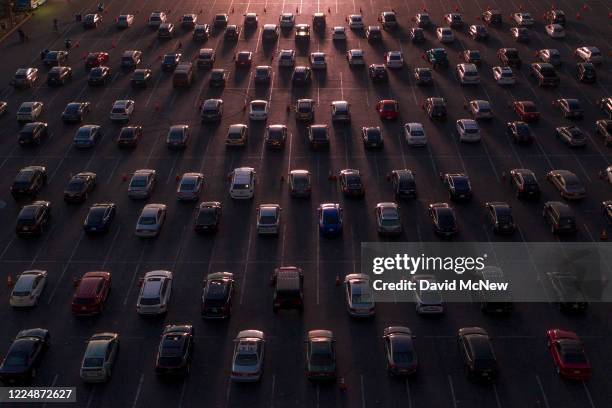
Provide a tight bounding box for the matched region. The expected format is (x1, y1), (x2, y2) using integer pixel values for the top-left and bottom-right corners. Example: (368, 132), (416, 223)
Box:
(389, 363), (396, 369)
(349, 307), (356, 312)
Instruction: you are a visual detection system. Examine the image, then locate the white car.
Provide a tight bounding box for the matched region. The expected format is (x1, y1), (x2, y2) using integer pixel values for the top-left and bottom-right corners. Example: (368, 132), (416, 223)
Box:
(546, 24), (565, 38)
(117, 14), (135, 28)
(347, 49), (365, 66)
(404, 122), (427, 146)
(231, 330), (265, 382)
(575, 46), (602, 64)
(332, 26), (346, 40)
(345, 274), (375, 317)
(278, 49), (295, 67)
(513, 12), (534, 26)
(137, 270), (173, 315)
(230, 167), (256, 199)
(456, 119), (481, 142)
(249, 100), (268, 121)
(436, 27), (454, 43)
(110, 100), (134, 121)
(492, 66), (515, 85)
(135, 203), (166, 238)
(310, 52), (327, 69)
(456, 63), (479, 85)
(468, 100), (493, 120)
(148, 11), (167, 27)
(256, 204), (281, 235)
(80, 333), (119, 383)
(9, 270), (47, 307)
(347, 14), (364, 29)
(385, 51), (404, 68)
(279, 13), (295, 28)
(412, 275), (444, 314)
(16, 101), (43, 122)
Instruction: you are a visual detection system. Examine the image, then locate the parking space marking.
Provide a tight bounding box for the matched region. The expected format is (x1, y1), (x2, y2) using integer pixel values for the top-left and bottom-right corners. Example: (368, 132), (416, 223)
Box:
(41, 374), (59, 408)
(177, 377), (188, 408)
(316, 228), (320, 305)
(106, 158), (121, 184)
(165, 154), (180, 184)
(122, 245), (147, 307)
(447, 374), (458, 408)
(48, 144), (74, 182)
(270, 373), (276, 408)
(535, 374), (551, 408)
(405, 379), (413, 408)
(492, 383), (503, 408)
(360, 374), (366, 408)
(29, 226), (58, 268)
(131, 374), (144, 408)
(238, 225), (253, 305)
(85, 387), (96, 408)
(47, 231), (85, 304)
(0, 236), (16, 260)
(583, 381), (596, 408)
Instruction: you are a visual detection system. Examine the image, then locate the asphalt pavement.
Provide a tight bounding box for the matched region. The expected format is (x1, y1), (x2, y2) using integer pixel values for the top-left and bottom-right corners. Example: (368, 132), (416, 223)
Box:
(0, 0), (611, 407)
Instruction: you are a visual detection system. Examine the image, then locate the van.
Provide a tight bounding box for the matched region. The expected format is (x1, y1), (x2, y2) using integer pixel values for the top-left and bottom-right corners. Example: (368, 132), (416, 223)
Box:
(173, 63), (193, 88)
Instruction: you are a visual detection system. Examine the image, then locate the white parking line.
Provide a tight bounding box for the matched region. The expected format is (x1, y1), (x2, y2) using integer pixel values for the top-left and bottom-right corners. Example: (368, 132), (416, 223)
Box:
(270, 373), (276, 408)
(47, 231), (85, 304)
(131, 374), (144, 408)
(316, 229), (320, 305)
(339, 71), (344, 100)
(583, 381), (596, 408)
(166, 154), (180, 184)
(239, 226), (253, 305)
(48, 144), (74, 182)
(101, 228), (121, 270)
(123, 245), (147, 307)
(41, 374), (59, 408)
(492, 383), (503, 408)
(178, 377), (188, 408)
(405, 379), (413, 408)
(29, 226), (58, 268)
(0, 236), (16, 260)
(535, 375), (551, 408)
(360, 374), (366, 408)
(106, 158), (121, 184)
(447, 374), (458, 408)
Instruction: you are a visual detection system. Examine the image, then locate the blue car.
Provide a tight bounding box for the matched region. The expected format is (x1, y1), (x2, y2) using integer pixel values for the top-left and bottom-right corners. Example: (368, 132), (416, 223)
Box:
(318, 203), (343, 236)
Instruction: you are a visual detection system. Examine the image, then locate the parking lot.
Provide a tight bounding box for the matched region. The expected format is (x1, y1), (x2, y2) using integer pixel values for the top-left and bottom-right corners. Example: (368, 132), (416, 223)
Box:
(0, 0), (611, 406)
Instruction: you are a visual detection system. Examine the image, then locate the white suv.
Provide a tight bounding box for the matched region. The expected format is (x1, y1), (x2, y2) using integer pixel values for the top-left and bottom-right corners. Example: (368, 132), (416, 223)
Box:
(137, 270), (173, 315)
(230, 167), (256, 199)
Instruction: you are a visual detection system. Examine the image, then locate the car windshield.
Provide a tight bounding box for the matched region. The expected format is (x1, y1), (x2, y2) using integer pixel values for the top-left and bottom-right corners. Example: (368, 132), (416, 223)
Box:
(366, 130), (381, 140)
(259, 212), (277, 224)
(139, 216), (157, 225)
(381, 218), (399, 227)
(351, 288), (372, 305)
(311, 128), (327, 139)
(562, 349), (586, 363)
(322, 211), (338, 224)
(67, 180), (84, 192)
(65, 104), (80, 114)
(130, 178), (146, 187)
(453, 178), (469, 190)
(18, 106), (32, 113)
(134, 72), (146, 80)
(297, 103), (311, 112)
(236, 352), (258, 365)
(393, 349), (414, 364)
(382, 104), (395, 112)
(87, 208), (106, 223)
(76, 129), (92, 139)
(83, 357), (104, 368)
(4, 352), (27, 367)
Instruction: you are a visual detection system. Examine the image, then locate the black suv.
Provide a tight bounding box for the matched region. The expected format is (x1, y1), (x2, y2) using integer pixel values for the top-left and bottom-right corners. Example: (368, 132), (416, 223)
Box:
(194, 202), (222, 233)
(443, 173), (472, 201)
(543, 201), (576, 234)
(16, 201), (51, 236)
(497, 48), (521, 69)
(272, 267), (304, 313)
(530, 63), (559, 87)
(391, 169), (417, 198)
(510, 168), (540, 199)
(11, 166), (47, 199)
(18, 122), (48, 146)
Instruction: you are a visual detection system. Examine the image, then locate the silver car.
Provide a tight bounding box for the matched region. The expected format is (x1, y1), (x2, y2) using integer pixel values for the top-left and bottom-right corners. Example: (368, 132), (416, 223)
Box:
(344, 274), (375, 317)
(135, 203), (166, 237)
(375, 202), (402, 236)
(256, 204), (281, 235)
(80, 333), (119, 383)
(231, 330), (265, 382)
(176, 172), (203, 201)
(10, 270), (47, 307)
(128, 169), (156, 199)
(411, 275), (444, 314)
(137, 270), (173, 315)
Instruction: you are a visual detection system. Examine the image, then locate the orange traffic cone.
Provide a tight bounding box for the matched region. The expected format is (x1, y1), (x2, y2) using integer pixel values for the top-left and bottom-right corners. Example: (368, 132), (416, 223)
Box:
(175, 174), (181, 182)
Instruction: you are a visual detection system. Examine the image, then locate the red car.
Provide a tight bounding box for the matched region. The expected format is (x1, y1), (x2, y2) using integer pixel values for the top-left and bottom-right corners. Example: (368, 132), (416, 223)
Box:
(234, 51), (253, 67)
(547, 329), (591, 380)
(85, 52), (109, 69)
(512, 100), (540, 122)
(376, 99), (399, 120)
(71, 271), (111, 315)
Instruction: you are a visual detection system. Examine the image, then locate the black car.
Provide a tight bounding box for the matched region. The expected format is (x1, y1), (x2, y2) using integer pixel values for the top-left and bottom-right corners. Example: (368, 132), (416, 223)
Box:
(224, 25), (240, 40)
(458, 327), (498, 381)
(61, 102), (91, 123)
(213, 13), (229, 29)
(339, 169), (364, 197)
(0, 329), (49, 385)
(548, 272), (588, 312)
(116, 125), (142, 148)
(161, 53), (181, 72)
(209, 69), (227, 87)
(201, 272), (234, 318)
(428, 203), (457, 237)
(11, 166), (47, 199)
(413, 67), (433, 85)
(254, 65), (272, 83)
(272, 266), (304, 313)
(383, 327), (417, 376)
(368, 64), (388, 82)
(530, 63), (559, 87)
(155, 325), (194, 376)
(289, 170), (312, 198)
(361, 126), (383, 148)
(391, 169), (417, 199)
(497, 48), (521, 69)
(309, 124), (329, 148)
(506, 121), (533, 144)
(510, 168), (540, 199)
(194, 201), (222, 233)
(83, 203), (116, 234)
(443, 173), (472, 201)
(409, 27), (425, 43)
(292, 66), (311, 86)
(543, 201), (576, 234)
(88, 66), (110, 86)
(46, 66), (72, 86)
(554, 98), (584, 120)
(423, 97), (447, 120)
(131, 69), (152, 87)
(424, 48), (449, 68)
(18, 122), (48, 146)
(265, 124), (287, 149)
(577, 62), (596, 83)
(64, 172), (97, 203)
(16, 201), (51, 236)
(485, 202), (515, 235)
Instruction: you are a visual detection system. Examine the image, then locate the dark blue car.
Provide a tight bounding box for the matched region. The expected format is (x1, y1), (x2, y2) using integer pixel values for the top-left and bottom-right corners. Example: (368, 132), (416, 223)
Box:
(318, 203), (343, 236)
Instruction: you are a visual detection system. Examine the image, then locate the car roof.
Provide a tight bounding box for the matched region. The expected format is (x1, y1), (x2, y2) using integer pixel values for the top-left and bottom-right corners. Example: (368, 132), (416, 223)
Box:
(308, 330), (334, 340)
(237, 330), (264, 340)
